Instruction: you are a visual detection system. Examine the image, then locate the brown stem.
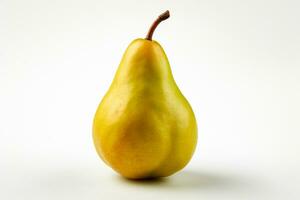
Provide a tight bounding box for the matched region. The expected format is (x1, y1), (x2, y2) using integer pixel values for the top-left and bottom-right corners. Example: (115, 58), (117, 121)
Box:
(145, 10), (170, 41)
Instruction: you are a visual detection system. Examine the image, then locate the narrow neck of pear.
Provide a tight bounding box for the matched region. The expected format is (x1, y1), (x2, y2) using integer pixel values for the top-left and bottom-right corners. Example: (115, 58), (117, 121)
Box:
(145, 10), (170, 41)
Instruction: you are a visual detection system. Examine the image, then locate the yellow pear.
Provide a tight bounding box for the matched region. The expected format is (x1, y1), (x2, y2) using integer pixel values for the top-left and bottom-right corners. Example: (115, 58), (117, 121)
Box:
(93, 10), (197, 179)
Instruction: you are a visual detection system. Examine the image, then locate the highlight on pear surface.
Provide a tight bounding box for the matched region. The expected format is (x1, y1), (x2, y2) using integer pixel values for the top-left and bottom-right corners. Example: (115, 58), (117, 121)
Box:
(93, 10), (197, 179)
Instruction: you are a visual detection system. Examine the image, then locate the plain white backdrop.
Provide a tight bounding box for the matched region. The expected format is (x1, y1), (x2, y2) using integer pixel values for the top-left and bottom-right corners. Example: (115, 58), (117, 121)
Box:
(1, 0), (300, 199)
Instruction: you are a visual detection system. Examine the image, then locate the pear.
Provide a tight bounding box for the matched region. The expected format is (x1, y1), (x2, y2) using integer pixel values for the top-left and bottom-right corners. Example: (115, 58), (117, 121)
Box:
(93, 10), (197, 179)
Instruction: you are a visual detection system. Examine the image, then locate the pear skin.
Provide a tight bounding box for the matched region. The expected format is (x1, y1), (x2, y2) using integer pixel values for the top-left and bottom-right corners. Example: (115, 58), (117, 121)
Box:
(93, 11), (197, 179)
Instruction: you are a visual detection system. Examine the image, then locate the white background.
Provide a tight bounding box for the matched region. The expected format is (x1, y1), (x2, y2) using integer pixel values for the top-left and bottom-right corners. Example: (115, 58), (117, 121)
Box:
(1, 0), (300, 199)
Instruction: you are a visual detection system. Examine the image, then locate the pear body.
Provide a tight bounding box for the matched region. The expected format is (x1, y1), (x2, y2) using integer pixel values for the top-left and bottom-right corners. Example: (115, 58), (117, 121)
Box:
(93, 39), (197, 179)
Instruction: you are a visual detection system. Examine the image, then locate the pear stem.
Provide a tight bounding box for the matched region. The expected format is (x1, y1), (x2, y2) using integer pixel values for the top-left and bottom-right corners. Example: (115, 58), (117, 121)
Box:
(145, 10), (170, 41)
